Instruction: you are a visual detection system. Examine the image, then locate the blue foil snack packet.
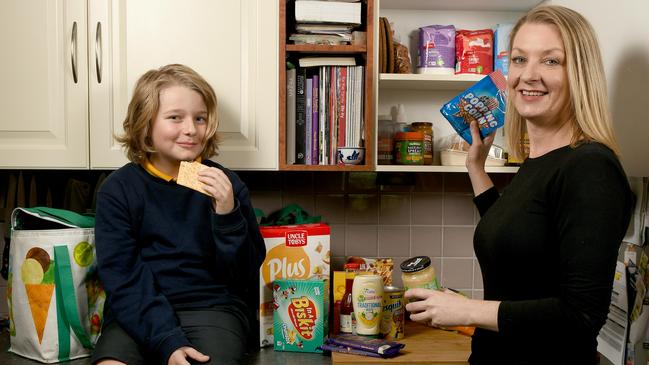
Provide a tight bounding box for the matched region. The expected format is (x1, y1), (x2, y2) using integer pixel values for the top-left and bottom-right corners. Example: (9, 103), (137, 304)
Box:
(318, 334), (405, 358)
(440, 70), (507, 145)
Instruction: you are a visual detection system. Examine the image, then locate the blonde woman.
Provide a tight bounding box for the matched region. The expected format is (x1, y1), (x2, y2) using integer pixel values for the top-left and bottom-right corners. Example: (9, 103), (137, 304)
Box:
(405, 6), (633, 364)
(93, 64), (265, 365)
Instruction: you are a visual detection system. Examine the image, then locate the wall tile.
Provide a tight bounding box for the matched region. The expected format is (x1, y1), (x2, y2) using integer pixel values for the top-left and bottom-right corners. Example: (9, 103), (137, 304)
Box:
(345, 225), (378, 256)
(379, 194), (410, 225)
(347, 194), (378, 224)
(411, 193), (443, 225)
(281, 172), (314, 193)
(444, 173), (473, 193)
(314, 172), (346, 193)
(411, 226), (442, 257)
(315, 194), (346, 224)
(473, 259), (483, 289)
(413, 173), (444, 192)
(444, 194), (475, 226)
(282, 193), (315, 215)
(330, 224), (346, 258)
(347, 172), (378, 193)
(332, 256), (346, 271)
(441, 258), (474, 289)
(378, 226), (410, 258)
(443, 227), (475, 257)
(391, 257), (411, 288)
(249, 191), (283, 217)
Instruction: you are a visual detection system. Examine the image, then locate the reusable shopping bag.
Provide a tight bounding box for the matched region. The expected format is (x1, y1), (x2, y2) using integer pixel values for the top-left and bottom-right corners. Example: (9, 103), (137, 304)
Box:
(7, 207), (104, 363)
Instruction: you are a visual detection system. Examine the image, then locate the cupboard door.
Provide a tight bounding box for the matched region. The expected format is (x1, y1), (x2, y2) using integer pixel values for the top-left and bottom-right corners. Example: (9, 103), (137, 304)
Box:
(89, 0), (278, 170)
(0, 0), (89, 169)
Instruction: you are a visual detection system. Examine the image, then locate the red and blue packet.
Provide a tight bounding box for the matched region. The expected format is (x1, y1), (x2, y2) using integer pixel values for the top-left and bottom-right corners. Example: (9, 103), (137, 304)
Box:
(440, 70), (507, 145)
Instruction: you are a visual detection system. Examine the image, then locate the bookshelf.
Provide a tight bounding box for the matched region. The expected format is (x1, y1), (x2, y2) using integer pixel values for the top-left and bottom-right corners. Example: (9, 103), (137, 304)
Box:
(279, 0), (375, 171)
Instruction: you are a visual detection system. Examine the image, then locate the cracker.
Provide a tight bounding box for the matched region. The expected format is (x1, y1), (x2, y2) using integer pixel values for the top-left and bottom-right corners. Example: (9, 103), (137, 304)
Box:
(177, 161), (209, 195)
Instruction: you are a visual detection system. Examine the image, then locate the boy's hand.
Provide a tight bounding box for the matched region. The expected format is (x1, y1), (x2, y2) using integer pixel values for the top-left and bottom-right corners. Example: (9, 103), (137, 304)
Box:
(198, 167), (235, 214)
(168, 346), (209, 365)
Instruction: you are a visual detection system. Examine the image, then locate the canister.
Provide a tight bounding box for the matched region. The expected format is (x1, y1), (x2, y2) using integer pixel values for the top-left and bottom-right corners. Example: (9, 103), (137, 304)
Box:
(410, 122), (434, 165)
(380, 286), (405, 340)
(394, 132), (424, 165)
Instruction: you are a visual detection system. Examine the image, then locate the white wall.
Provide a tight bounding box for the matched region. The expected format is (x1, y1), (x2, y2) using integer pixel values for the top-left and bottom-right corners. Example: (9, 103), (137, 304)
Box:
(549, 0), (649, 177)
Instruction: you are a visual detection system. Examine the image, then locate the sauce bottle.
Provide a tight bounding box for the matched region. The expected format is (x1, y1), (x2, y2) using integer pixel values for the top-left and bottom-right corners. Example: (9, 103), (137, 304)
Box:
(352, 274), (384, 336)
(340, 262), (360, 333)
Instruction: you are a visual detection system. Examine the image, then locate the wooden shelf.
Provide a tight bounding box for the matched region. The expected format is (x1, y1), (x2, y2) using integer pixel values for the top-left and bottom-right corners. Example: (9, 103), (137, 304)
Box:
(379, 73), (485, 91)
(279, 0), (375, 171)
(286, 44), (367, 54)
(375, 164), (519, 173)
(380, 0), (542, 11)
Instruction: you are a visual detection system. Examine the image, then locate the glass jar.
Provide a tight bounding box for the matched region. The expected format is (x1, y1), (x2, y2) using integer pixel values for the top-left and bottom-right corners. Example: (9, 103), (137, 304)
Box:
(400, 256), (440, 296)
(394, 132), (424, 165)
(378, 120), (396, 165)
(410, 122), (434, 165)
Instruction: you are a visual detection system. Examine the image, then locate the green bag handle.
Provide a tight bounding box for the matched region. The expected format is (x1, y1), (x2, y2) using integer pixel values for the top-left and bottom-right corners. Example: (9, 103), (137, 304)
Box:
(12, 207), (95, 230)
(258, 204), (321, 226)
(54, 246), (93, 361)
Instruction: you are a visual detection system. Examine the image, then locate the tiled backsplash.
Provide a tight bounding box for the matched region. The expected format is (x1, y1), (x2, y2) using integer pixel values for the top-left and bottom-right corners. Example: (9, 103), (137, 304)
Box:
(0, 170), (513, 318)
(240, 171), (514, 300)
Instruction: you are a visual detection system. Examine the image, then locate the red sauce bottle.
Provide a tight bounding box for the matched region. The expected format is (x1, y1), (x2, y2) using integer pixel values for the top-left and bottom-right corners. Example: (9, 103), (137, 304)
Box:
(340, 262), (360, 333)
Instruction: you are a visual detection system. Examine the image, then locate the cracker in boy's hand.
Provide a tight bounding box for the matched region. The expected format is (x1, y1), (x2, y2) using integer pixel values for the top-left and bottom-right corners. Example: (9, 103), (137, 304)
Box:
(177, 161), (209, 195)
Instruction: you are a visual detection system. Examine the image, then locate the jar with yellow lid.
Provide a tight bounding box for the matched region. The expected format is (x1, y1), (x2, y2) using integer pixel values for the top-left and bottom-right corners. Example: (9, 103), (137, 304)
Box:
(400, 256), (440, 302)
(410, 122), (434, 165)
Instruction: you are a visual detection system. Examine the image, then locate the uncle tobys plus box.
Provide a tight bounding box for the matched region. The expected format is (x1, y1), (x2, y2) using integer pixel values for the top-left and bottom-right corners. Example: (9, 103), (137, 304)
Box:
(273, 277), (329, 353)
(259, 223), (330, 347)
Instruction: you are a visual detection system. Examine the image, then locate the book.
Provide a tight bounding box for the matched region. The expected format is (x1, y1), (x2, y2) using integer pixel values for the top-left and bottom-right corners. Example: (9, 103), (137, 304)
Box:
(311, 74), (320, 164)
(295, 68), (307, 164)
(299, 56), (356, 68)
(295, 1), (361, 25)
(286, 66), (297, 165)
(305, 77), (313, 165)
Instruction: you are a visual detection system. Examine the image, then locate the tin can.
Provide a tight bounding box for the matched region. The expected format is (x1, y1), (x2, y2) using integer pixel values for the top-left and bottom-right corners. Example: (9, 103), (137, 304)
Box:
(380, 286), (405, 340)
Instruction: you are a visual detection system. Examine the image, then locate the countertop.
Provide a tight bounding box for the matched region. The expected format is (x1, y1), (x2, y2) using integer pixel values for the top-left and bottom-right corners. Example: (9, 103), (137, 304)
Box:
(0, 331), (331, 365)
(332, 322), (471, 365)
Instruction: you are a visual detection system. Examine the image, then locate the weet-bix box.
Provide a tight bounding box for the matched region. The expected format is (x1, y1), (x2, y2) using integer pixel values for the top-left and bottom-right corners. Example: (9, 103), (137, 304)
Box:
(258, 223), (330, 347)
(273, 277), (329, 353)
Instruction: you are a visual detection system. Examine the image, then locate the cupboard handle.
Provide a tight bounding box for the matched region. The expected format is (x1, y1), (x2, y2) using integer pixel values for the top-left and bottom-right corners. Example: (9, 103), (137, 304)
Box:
(71, 21), (78, 84)
(95, 22), (103, 83)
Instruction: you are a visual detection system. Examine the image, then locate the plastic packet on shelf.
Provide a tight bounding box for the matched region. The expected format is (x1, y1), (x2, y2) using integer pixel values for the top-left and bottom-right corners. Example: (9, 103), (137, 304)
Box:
(319, 334), (405, 358)
(440, 70), (507, 145)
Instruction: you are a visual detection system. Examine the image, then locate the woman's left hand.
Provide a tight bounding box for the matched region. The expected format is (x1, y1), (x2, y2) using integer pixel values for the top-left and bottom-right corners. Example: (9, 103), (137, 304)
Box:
(197, 167), (235, 214)
(405, 288), (471, 327)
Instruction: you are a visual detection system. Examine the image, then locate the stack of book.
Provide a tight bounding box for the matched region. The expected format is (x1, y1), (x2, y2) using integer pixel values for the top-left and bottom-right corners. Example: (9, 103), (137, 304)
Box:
(286, 57), (364, 165)
(290, 0), (362, 45)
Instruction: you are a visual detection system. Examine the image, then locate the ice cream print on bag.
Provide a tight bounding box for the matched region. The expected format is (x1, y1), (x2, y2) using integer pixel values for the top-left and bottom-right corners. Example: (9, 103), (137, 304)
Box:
(8, 207), (104, 362)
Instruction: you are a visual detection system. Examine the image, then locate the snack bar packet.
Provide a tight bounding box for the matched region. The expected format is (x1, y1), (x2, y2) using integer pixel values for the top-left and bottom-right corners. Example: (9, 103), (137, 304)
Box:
(318, 343), (384, 358)
(440, 70), (507, 145)
(322, 334), (405, 358)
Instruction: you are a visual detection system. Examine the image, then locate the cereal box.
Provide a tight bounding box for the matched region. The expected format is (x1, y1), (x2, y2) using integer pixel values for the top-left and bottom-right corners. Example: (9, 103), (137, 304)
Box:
(273, 277), (329, 353)
(259, 223), (330, 347)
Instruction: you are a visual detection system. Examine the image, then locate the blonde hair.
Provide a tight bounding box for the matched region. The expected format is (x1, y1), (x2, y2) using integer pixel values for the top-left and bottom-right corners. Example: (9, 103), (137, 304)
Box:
(505, 5), (620, 160)
(116, 64), (220, 164)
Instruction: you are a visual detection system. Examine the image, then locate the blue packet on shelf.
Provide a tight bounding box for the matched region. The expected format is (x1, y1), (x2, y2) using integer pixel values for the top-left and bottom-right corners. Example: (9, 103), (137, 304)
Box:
(318, 334), (405, 358)
(440, 70), (507, 145)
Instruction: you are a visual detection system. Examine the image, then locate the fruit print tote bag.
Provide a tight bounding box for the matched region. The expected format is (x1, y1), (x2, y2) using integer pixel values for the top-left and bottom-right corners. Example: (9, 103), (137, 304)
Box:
(7, 207), (104, 363)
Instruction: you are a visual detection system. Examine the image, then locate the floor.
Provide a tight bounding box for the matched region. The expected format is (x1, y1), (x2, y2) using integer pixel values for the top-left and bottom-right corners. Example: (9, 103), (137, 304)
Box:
(0, 330), (331, 365)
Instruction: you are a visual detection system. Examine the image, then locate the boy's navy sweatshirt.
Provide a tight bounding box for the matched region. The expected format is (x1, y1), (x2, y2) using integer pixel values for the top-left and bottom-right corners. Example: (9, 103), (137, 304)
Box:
(94, 160), (266, 364)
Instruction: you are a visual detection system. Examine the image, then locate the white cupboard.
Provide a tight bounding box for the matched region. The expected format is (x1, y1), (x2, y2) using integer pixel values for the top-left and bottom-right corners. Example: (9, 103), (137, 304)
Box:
(0, 0), (278, 170)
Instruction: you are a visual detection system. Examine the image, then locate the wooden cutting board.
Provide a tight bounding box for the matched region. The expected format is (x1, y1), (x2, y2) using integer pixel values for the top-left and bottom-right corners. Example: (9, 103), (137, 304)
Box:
(331, 321), (471, 365)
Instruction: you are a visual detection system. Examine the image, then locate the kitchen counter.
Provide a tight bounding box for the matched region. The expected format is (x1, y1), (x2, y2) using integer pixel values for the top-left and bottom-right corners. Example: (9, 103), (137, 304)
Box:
(332, 322), (471, 365)
(0, 331), (331, 365)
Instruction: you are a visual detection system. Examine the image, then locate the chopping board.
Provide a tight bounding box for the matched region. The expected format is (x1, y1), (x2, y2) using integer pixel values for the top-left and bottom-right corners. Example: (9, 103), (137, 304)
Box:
(331, 322), (470, 365)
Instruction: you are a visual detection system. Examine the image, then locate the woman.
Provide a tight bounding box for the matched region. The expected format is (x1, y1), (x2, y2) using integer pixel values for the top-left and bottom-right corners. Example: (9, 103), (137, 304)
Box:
(405, 6), (633, 364)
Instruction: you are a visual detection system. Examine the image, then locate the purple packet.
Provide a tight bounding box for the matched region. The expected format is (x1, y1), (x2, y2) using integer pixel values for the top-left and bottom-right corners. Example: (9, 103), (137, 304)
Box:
(318, 343), (384, 358)
(440, 70), (507, 145)
(325, 334), (405, 357)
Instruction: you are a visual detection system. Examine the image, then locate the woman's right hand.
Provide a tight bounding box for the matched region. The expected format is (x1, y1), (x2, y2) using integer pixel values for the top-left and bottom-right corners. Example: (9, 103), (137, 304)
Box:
(168, 347), (209, 365)
(466, 120), (495, 173)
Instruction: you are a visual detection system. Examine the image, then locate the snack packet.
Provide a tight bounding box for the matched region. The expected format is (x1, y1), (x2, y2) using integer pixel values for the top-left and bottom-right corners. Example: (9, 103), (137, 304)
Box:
(440, 70), (507, 145)
(319, 334), (405, 358)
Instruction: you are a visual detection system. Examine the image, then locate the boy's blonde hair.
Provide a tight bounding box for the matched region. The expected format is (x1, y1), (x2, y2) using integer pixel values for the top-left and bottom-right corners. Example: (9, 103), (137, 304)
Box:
(116, 64), (220, 163)
(505, 5), (620, 160)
